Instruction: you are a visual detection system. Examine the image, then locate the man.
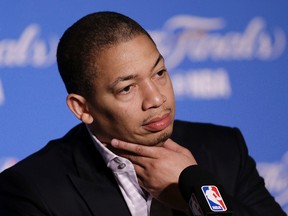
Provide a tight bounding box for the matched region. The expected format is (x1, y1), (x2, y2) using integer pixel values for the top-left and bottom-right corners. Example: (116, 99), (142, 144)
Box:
(0, 11), (285, 216)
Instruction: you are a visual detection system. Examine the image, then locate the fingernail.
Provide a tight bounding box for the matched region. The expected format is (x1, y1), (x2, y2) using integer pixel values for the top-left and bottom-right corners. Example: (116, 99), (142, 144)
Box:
(111, 139), (119, 147)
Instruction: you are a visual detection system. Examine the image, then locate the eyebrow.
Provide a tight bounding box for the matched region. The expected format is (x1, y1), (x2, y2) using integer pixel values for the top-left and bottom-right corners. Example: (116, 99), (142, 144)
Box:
(110, 74), (138, 89)
(152, 54), (164, 69)
(110, 54), (164, 88)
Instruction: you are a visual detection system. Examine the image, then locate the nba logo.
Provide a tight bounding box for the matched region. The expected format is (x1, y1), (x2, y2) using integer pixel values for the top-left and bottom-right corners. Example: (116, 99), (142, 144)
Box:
(201, 185), (227, 212)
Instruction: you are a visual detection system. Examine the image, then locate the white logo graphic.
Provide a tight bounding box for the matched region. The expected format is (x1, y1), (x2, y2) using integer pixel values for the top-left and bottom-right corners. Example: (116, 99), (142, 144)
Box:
(0, 24), (58, 68)
(0, 16), (285, 100)
(149, 15), (286, 99)
(171, 68), (231, 99)
(257, 151), (288, 213)
(150, 15), (286, 70)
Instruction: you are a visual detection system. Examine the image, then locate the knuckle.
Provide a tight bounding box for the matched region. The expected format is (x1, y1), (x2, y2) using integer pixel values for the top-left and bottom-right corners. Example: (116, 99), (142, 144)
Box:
(135, 145), (143, 154)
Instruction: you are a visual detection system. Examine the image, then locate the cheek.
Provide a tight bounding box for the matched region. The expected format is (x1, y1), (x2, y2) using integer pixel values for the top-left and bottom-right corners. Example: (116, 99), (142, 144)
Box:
(118, 102), (143, 128)
(97, 90), (146, 128)
(120, 100), (141, 118)
(164, 81), (175, 101)
(111, 106), (142, 137)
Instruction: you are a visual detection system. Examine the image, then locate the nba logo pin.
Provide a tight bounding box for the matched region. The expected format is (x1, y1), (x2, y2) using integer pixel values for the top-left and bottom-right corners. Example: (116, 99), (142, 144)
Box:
(201, 185), (227, 212)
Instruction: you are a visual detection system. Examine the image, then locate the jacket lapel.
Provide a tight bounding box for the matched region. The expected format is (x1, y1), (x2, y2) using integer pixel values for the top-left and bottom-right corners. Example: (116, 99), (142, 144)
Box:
(68, 174), (131, 215)
(66, 124), (131, 216)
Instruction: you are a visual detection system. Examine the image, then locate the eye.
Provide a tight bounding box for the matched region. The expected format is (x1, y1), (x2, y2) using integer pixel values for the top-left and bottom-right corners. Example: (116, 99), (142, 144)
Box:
(156, 69), (167, 78)
(119, 85), (134, 95)
(159, 69), (166, 75)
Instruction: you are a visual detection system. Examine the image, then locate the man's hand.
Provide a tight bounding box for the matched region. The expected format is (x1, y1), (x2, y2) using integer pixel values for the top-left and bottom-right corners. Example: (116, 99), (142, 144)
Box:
(110, 138), (197, 213)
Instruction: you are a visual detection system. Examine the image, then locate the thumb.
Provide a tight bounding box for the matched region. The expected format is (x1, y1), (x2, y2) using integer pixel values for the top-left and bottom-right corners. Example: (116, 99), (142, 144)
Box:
(162, 139), (192, 156)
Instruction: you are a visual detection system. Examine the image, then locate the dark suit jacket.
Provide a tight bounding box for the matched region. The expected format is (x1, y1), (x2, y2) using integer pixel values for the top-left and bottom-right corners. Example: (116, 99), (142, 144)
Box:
(0, 120), (285, 216)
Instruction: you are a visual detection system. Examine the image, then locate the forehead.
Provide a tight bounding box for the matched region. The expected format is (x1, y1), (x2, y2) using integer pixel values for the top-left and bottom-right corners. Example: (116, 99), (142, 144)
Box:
(95, 35), (161, 81)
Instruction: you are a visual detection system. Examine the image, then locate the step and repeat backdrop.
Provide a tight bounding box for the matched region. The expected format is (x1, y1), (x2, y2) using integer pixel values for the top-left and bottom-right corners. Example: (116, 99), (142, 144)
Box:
(0, 0), (287, 212)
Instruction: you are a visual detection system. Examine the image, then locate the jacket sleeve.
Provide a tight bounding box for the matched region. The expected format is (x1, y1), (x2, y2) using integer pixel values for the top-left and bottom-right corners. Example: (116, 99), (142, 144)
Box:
(0, 168), (51, 216)
(228, 128), (286, 216)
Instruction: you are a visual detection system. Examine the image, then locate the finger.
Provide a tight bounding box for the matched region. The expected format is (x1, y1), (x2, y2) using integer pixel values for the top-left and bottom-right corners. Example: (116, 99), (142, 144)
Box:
(117, 152), (151, 167)
(111, 139), (159, 158)
(133, 163), (145, 175)
(162, 139), (189, 153)
(163, 139), (195, 159)
(122, 157), (151, 180)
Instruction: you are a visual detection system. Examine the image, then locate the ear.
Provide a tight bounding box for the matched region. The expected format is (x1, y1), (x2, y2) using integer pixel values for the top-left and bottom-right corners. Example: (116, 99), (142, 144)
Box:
(66, 94), (94, 124)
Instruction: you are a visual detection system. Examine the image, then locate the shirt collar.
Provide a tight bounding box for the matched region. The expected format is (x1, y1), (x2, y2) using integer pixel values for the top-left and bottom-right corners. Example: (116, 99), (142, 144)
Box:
(86, 125), (132, 170)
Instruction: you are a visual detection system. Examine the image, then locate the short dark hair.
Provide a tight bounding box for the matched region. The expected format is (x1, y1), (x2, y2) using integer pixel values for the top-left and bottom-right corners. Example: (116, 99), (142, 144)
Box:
(57, 11), (153, 99)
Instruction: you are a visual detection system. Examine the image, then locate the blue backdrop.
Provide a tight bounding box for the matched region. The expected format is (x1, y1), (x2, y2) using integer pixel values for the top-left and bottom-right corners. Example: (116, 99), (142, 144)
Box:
(0, 0), (287, 212)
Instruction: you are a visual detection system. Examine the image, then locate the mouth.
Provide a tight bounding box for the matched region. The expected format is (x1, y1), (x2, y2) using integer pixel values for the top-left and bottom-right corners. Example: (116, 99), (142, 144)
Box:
(142, 112), (172, 132)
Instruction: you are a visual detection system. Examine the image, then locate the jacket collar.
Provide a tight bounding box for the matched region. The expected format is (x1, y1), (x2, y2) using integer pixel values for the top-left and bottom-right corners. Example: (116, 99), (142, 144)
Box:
(65, 123), (131, 215)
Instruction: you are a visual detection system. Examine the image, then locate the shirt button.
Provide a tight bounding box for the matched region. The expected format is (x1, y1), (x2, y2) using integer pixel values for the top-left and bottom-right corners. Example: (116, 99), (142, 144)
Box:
(118, 163), (126, 169)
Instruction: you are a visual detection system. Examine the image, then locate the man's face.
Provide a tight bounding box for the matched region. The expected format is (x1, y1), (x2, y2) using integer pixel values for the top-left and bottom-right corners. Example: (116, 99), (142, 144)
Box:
(87, 35), (175, 146)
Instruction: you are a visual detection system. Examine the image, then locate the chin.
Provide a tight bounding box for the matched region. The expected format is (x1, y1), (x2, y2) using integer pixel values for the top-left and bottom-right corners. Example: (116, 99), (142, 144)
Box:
(155, 123), (174, 144)
(143, 130), (172, 147)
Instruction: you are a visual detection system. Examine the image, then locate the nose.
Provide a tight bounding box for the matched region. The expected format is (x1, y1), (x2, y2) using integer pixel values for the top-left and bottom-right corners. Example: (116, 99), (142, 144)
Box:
(142, 82), (167, 110)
